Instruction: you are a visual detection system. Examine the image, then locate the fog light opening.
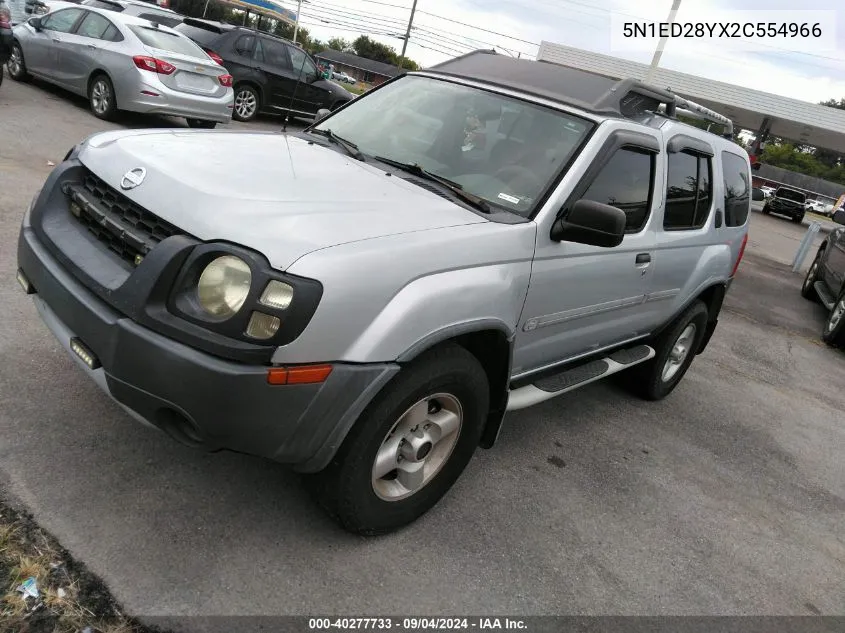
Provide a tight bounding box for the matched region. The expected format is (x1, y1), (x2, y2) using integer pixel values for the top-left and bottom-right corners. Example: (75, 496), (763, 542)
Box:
(245, 311), (281, 340)
(70, 337), (101, 370)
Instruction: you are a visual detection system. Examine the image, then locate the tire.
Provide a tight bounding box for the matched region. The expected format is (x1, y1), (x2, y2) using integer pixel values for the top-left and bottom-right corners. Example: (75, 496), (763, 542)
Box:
(801, 249), (824, 302)
(307, 344), (489, 535)
(7, 43), (29, 82)
(88, 74), (117, 121)
(821, 289), (845, 348)
(628, 300), (709, 401)
(232, 84), (259, 122)
(792, 214), (804, 224)
(761, 204), (770, 215)
(186, 118), (217, 129)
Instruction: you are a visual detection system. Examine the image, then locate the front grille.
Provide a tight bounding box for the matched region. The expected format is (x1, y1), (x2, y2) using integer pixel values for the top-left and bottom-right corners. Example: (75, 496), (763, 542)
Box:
(62, 171), (185, 266)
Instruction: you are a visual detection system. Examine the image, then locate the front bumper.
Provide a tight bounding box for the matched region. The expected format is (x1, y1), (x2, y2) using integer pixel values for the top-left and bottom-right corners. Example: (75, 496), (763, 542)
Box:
(119, 71), (234, 123)
(18, 225), (399, 472)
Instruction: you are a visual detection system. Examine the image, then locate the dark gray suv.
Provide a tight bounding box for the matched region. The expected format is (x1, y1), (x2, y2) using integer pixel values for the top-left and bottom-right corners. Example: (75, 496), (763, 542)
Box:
(762, 185), (806, 223)
(175, 18), (354, 122)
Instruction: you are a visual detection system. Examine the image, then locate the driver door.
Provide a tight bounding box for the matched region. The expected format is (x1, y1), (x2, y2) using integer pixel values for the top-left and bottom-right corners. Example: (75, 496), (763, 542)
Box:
(513, 124), (664, 376)
(29, 7), (84, 81)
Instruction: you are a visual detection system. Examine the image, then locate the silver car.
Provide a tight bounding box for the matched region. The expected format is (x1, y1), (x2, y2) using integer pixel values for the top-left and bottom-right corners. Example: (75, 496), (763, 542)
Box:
(7, 5), (233, 126)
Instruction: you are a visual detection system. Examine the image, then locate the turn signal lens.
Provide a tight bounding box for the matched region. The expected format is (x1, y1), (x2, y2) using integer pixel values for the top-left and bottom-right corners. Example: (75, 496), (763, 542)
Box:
(259, 280), (294, 310)
(267, 365), (333, 385)
(245, 311), (281, 340)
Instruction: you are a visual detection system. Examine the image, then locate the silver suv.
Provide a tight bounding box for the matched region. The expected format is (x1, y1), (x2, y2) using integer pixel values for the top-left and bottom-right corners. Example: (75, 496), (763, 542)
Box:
(16, 51), (751, 534)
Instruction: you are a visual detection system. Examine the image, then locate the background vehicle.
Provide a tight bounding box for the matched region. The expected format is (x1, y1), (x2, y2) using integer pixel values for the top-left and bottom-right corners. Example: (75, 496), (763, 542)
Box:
(332, 70), (354, 84)
(81, 0), (181, 27)
(8, 7), (232, 126)
(1, 0), (12, 80)
(801, 209), (845, 346)
(174, 18), (353, 122)
(17, 55), (751, 535)
(762, 186), (806, 223)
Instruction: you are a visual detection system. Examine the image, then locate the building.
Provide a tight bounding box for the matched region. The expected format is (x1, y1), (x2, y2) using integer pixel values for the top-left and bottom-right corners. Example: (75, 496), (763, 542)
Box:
(314, 50), (401, 86)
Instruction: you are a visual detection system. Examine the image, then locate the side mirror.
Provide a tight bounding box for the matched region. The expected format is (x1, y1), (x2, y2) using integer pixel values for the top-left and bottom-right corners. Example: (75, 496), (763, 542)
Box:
(551, 199), (626, 247)
(833, 209), (845, 226)
(314, 108), (331, 123)
(751, 188), (765, 202)
(30, 16), (42, 29)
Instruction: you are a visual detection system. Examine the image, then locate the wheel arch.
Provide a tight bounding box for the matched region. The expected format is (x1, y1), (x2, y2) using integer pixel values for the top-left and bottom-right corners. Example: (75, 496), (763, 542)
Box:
(651, 283), (728, 356)
(233, 80), (264, 104)
(397, 321), (514, 451)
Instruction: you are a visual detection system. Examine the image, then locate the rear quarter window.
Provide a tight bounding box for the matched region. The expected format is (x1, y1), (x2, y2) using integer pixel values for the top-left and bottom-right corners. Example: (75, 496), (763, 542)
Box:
(721, 151), (750, 227)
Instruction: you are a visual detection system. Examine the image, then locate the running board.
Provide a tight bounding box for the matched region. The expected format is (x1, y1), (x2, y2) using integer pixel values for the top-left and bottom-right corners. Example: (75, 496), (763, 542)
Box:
(814, 281), (836, 311)
(506, 344), (655, 411)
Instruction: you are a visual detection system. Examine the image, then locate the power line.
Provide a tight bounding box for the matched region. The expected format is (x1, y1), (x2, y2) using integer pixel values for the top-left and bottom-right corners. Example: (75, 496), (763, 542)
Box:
(415, 9), (539, 46)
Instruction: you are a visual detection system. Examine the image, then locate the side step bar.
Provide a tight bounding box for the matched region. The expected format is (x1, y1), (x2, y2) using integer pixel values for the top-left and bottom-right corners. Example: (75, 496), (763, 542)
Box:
(506, 344), (655, 411)
(814, 281), (836, 311)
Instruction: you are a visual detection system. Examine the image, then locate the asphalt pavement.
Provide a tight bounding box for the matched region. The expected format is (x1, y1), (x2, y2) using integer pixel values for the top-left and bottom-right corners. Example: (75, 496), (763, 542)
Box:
(1, 77), (844, 624)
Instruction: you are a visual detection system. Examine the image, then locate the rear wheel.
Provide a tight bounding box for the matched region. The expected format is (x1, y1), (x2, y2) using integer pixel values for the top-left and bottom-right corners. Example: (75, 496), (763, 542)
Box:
(628, 301), (709, 401)
(7, 43), (29, 81)
(232, 84), (259, 122)
(821, 289), (845, 348)
(88, 74), (117, 121)
(308, 344), (489, 535)
(186, 118), (217, 129)
(792, 213), (804, 224)
(801, 249), (823, 301)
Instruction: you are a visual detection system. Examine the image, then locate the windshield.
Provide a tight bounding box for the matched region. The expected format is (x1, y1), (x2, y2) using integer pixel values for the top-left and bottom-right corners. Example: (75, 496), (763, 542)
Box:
(129, 24), (204, 57)
(312, 75), (593, 216)
(777, 188), (805, 203)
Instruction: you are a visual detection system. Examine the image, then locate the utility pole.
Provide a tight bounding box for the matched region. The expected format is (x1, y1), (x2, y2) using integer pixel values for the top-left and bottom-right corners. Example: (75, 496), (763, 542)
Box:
(645, 0), (681, 83)
(292, 0), (304, 43)
(398, 0), (418, 67)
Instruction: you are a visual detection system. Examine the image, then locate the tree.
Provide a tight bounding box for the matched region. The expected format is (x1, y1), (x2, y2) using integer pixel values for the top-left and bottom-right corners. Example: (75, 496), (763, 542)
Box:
(352, 35), (399, 65)
(326, 37), (350, 52)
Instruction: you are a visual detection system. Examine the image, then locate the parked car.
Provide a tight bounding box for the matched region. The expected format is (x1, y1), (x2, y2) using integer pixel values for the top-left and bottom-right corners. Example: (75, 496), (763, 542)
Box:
(762, 186), (806, 223)
(1, 0), (12, 82)
(16, 53), (751, 534)
(81, 0), (181, 27)
(8, 6), (232, 126)
(802, 209), (845, 346)
(23, 0), (80, 17)
(174, 18), (354, 122)
(332, 70), (354, 84)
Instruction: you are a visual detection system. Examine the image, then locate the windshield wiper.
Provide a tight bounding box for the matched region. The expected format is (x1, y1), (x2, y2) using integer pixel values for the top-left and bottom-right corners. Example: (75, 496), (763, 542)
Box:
(309, 128), (366, 162)
(373, 156), (491, 214)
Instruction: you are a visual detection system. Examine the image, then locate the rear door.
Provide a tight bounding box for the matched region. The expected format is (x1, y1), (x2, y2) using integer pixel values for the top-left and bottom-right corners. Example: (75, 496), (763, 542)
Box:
(823, 227), (845, 292)
(646, 132), (720, 327)
(254, 36), (310, 115)
(58, 9), (113, 93)
(129, 23), (227, 99)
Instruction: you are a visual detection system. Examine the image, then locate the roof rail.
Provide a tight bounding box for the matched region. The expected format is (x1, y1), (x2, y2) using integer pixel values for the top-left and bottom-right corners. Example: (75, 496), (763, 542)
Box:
(632, 80), (733, 137)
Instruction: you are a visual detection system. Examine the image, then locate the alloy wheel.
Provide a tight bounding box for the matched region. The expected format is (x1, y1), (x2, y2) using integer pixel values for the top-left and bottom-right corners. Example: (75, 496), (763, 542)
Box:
(662, 323), (697, 383)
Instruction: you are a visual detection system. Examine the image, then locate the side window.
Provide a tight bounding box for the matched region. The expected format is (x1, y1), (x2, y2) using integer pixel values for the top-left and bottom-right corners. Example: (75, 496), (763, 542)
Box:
(41, 7), (83, 32)
(288, 45), (317, 78)
(76, 11), (112, 39)
(234, 34), (255, 57)
(261, 39), (291, 70)
(664, 150), (713, 230)
(581, 147), (655, 233)
(253, 38), (264, 62)
(722, 151), (750, 227)
(102, 24), (122, 41)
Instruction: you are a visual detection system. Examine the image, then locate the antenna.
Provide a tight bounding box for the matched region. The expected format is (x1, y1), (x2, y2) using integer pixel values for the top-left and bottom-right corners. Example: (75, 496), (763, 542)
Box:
(282, 43), (310, 134)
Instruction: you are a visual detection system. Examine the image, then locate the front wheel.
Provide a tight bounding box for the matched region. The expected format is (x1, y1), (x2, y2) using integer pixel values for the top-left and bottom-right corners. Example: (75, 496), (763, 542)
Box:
(762, 204), (770, 215)
(186, 118), (217, 129)
(308, 344), (489, 535)
(628, 301), (709, 401)
(793, 214), (804, 224)
(801, 249), (823, 301)
(232, 85), (259, 122)
(7, 43), (29, 81)
(89, 74), (117, 121)
(821, 290), (845, 348)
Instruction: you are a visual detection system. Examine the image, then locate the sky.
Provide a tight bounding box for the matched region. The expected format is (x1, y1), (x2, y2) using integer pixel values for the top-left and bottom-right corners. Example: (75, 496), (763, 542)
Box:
(277, 0), (845, 105)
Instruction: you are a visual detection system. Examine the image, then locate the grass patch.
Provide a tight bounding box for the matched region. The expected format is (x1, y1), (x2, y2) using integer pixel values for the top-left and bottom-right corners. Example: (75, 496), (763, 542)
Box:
(0, 497), (167, 633)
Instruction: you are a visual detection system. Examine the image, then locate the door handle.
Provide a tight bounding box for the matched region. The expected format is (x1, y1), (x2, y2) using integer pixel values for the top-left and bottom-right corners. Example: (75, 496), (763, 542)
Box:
(87, 44), (97, 49)
(52, 38), (61, 43)
(635, 253), (651, 264)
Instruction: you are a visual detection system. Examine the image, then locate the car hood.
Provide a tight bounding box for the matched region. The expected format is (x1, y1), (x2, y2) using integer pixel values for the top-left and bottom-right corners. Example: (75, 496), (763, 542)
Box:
(78, 129), (486, 270)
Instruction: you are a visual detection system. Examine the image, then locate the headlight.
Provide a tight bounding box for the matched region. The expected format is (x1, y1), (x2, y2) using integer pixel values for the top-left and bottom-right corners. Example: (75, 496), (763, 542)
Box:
(197, 255), (251, 317)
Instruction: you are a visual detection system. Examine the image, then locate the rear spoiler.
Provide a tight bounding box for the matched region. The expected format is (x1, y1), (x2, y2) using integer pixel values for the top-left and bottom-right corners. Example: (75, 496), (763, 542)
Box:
(182, 17), (227, 33)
